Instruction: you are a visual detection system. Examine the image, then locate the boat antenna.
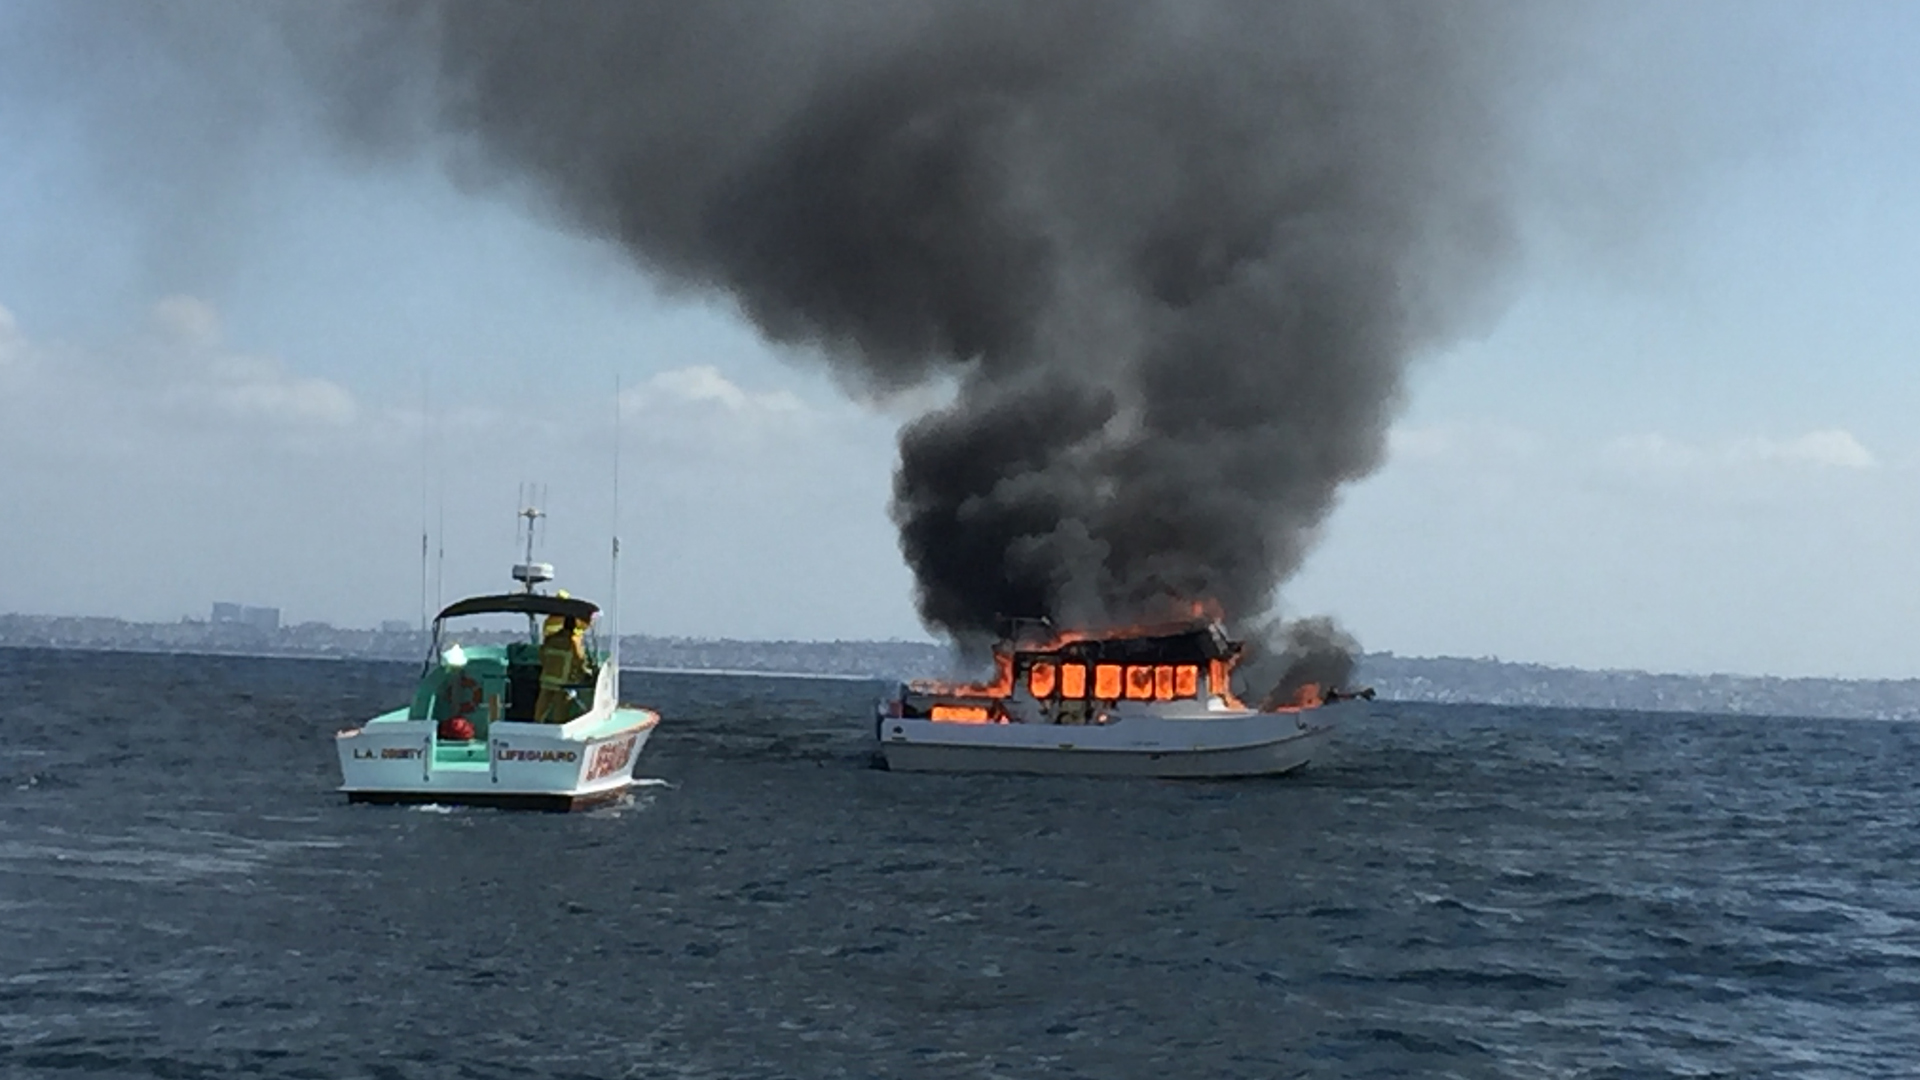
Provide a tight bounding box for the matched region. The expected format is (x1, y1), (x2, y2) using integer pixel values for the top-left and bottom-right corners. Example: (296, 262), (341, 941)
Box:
(418, 366), (433, 635)
(433, 426), (445, 619)
(511, 485), (553, 642)
(610, 374), (623, 705)
(518, 505), (544, 591)
(418, 531), (430, 634)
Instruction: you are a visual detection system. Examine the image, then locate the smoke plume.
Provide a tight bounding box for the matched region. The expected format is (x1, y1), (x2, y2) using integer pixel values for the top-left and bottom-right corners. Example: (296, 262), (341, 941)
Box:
(1244, 617), (1362, 709)
(55, 2), (1551, 651)
(299, 1), (1536, 645)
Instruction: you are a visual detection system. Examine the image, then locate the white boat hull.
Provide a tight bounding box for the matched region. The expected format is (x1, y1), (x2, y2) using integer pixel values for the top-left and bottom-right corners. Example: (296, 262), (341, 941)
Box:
(336, 707), (659, 811)
(876, 699), (1360, 778)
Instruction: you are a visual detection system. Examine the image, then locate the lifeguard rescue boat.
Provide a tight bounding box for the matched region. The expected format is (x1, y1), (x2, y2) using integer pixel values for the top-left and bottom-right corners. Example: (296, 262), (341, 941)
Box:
(875, 616), (1373, 777)
(335, 510), (658, 811)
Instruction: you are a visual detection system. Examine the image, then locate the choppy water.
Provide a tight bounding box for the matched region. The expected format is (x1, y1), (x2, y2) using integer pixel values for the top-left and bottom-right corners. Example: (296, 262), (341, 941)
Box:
(2, 648), (1917, 1079)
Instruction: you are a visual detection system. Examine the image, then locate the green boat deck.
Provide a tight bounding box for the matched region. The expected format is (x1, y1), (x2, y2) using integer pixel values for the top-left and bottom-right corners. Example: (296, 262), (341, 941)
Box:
(361, 698), (655, 768)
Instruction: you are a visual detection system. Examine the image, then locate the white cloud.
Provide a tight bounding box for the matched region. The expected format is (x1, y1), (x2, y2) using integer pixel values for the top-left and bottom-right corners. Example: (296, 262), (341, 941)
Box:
(149, 294), (223, 349)
(0, 296), (360, 451)
(1606, 428), (1879, 476)
(1729, 429), (1876, 470)
(613, 365), (831, 464)
(134, 298), (359, 428)
(169, 352), (358, 427)
(622, 364), (808, 418)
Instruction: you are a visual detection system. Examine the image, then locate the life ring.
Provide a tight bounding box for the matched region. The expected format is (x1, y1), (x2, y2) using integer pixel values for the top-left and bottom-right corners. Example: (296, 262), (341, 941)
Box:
(446, 674), (484, 718)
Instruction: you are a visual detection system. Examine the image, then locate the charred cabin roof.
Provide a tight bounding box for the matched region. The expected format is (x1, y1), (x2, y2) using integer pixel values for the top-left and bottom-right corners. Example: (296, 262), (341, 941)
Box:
(1003, 620), (1241, 665)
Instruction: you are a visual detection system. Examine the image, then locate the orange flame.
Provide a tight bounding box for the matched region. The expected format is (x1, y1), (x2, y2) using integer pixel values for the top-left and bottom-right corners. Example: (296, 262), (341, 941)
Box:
(929, 704), (997, 724)
(1208, 658), (1247, 710)
(900, 602), (1340, 716)
(911, 652), (1015, 699)
(1028, 661), (1057, 698)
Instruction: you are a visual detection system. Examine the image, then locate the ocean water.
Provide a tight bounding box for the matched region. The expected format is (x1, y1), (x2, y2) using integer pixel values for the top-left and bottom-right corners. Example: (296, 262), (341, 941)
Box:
(2, 648), (1917, 1079)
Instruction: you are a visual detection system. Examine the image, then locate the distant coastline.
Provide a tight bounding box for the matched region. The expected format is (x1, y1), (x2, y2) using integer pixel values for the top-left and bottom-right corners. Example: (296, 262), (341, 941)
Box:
(4, 612), (1917, 721)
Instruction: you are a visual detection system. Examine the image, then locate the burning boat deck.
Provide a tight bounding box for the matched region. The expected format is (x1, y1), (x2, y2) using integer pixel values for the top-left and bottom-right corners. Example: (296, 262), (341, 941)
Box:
(874, 618), (1373, 777)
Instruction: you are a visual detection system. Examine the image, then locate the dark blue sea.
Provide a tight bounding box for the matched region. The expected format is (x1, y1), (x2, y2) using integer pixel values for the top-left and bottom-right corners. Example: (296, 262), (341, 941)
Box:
(2, 648), (1917, 1079)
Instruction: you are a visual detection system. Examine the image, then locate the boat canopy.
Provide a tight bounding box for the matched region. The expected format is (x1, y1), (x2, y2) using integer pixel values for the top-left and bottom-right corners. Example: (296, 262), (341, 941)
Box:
(434, 593), (600, 624)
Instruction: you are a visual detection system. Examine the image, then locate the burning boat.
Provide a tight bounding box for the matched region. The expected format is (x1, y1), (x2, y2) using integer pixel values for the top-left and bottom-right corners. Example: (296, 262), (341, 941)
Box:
(875, 616), (1373, 777)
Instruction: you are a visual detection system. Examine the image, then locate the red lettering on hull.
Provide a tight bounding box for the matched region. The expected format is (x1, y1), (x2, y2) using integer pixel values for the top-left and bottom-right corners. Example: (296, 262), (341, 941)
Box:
(584, 734), (639, 782)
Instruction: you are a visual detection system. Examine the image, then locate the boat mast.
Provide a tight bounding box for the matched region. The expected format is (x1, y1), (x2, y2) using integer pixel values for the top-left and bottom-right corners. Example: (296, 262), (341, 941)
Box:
(518, 505), (544, 594)
(418, 367), (431, 635)
(511, 486), (552, 643)
(610, 374), (623, 706)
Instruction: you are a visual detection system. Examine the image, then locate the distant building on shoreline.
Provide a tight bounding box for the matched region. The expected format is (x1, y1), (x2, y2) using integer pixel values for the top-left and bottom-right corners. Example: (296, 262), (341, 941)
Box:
(211, 602), (280, 632)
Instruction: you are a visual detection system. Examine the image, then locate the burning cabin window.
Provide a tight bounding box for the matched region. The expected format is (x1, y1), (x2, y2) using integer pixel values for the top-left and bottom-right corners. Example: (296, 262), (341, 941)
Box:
(1060, 663), (1087, 699)
(1175, 665), (1199, 698)
(1125, 665), (1155, 700)
(1094, 664), (1123, 700)
(1028, 661), (1057, 699)
(1154, 665), (1177, 700)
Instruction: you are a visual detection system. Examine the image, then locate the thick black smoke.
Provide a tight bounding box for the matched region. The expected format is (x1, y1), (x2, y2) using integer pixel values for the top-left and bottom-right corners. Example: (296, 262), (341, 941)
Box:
(46, 1), (1542, 652)
(291, 1), (1535, 646)
(1242, 617), (1362, 709)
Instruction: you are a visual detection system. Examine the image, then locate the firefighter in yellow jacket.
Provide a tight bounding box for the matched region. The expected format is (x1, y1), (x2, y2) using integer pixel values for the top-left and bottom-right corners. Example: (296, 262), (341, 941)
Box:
(534, 600), (591, 723)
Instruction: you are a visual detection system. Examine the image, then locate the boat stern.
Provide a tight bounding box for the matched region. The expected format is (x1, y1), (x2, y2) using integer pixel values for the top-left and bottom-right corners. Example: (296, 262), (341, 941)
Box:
(336, 706), (659, 811)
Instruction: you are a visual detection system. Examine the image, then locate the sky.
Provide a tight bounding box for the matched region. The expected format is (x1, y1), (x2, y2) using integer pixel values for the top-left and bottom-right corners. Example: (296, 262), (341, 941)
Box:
(2, 2), (1918, 679)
